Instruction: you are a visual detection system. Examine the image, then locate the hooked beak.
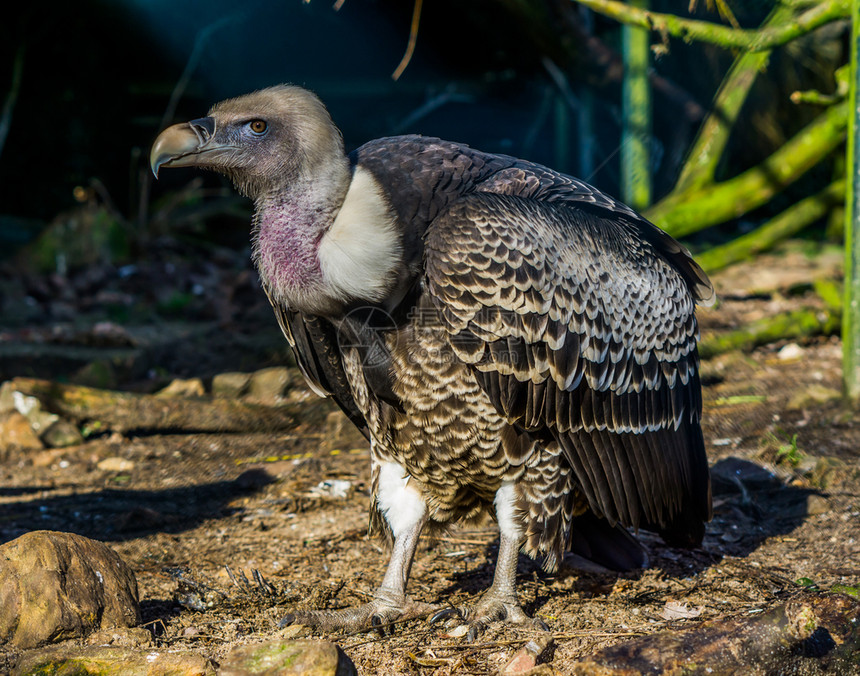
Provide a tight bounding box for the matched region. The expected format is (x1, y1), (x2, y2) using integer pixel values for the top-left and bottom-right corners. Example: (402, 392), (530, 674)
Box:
(150, 117), (217, 177)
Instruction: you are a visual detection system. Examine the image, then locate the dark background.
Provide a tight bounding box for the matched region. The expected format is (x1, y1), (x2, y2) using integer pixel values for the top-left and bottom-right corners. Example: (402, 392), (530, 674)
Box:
(2, 0), (841, 246)
(0, 0), (848, 387)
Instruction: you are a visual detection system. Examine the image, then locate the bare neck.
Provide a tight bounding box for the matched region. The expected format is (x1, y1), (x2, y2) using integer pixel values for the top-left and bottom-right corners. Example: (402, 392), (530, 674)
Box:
(252, 171), (348, 315)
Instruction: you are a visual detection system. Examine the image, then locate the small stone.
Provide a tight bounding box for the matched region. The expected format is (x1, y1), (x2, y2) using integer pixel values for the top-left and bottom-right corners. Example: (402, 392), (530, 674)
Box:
(805, 494), (830, 516)
(31, 448), (68, 468)
(3, 387), (58, 432)
(810, 456), (848, 489)
(246, 367), (292, 404)
(501, 636), (556, 674)
(212, 371), (252, 398)
(97, 456), (135, 472)
(157, 377), (206, 398)
(0, 531), (140, 648)
(13, 645), (215, 676)
(777, 343), (805, 361)
(659, 600), (703, 620)
(0, 411), (44, 453)
(277, 623), (308, 640)
(220, 639), (357, 676)
(309, 479), (352, 499)
(41, 419), (84, 448)
(445, 624), (469, 638)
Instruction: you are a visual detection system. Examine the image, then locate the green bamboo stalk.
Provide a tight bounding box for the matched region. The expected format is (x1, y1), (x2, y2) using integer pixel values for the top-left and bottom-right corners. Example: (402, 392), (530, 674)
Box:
(844, 0), (860, 402)
(700, 278), (843, 358)
(647, 98), (849, 238)
(621, 0), (652, 209)
(570, 0), (849, 52)
(700, 306), (841, 358)
(674, 3), (796, 192)
(814, 277), (844, 311)
(696, 180), (845, 273)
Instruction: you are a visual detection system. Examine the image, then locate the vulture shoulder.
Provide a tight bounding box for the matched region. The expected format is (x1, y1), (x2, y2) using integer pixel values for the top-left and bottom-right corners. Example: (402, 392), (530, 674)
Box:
(424, 176), (713, 543)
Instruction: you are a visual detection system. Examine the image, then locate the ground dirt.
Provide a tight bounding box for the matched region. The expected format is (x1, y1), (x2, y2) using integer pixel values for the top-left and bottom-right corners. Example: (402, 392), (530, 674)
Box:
(0, 241), (858, 674)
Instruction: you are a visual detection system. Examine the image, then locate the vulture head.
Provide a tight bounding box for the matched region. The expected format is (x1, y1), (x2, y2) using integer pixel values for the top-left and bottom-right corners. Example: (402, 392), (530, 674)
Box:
(150, 85), (349, 201)
(150, 86), (402, 316)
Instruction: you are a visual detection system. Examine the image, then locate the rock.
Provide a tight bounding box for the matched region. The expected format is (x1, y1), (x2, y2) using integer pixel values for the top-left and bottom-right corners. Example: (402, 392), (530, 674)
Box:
(309, 479), (353, 499)
(212, 371), (252, 398)
(0, 380), (16, 413)
(0, 530), (140, 648)
(97, 456), (136, 472)
(31, 448), (69, 468)
(40, 419), (84, 448)
(777, 343), (805, 361)
(86, 626), (153, 647)
(0, 411), (43, 454)
(246, 367), (292, 404)
(501, 637), (556, 675)
(805, 494), (830, 516)
(12, 645), (215, 676)
(809, 456), (848, 489)
(0, 384), (58, 433)
(157, 377), (206, 398)
(220, 639), (357, 676)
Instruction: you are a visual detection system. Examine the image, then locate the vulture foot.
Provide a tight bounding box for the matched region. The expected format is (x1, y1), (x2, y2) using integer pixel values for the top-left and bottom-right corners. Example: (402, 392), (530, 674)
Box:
(279, 588), (437, 634)
(430, 591), (548, 641)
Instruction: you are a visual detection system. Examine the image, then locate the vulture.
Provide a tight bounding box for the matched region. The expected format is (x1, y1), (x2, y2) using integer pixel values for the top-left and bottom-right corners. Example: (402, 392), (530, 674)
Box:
(151, 85), (714, 636)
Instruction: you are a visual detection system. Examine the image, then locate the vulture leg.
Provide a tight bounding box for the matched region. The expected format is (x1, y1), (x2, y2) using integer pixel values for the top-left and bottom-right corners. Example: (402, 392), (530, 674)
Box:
(431, 485), (548, 639)
(280, 465), (437, 632)
(466, 532), (546, 639)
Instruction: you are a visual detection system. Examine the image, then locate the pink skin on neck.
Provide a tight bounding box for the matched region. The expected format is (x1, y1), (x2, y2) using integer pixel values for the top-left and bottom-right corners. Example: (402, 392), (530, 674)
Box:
(255, 199), (326, 294)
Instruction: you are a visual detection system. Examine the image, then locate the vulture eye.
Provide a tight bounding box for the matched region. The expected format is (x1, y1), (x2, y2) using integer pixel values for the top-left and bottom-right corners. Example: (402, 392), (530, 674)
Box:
(248, 119), (268, 135)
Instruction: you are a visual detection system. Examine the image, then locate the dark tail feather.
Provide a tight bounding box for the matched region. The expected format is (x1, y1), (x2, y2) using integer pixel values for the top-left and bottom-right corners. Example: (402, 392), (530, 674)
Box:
(568, 511), (648, 571)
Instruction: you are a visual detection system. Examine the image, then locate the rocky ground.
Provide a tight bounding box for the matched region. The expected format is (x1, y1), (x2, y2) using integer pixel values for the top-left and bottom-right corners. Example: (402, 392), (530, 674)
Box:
(0, 233), (858, 674)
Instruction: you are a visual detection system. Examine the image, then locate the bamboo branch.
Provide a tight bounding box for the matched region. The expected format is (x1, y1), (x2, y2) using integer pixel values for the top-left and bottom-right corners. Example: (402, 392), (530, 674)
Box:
(569, 0), (850, 52)
(674, 2), (796, 192)
(620, 0), (652, 210)
(392, 0), (423, 81)
(843, 0), (860, 401)
(699, 306), (841, 358)
(699, 280), (843, 359)
(698, 279), (843, 361)
(696, 180), (845, 273)
(647, 99), (849, 238)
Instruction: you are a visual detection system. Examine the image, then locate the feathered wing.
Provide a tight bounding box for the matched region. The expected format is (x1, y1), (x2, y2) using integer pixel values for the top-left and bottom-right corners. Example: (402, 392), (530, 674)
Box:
(424, 192), (712, 545)
(266, 291), (370, 438)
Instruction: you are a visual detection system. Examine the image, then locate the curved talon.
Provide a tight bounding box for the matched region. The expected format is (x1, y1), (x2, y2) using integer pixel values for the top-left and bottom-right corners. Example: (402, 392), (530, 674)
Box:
(534, 617), (550, 632)
(278, 612), (296, 628)
(429, 607), (463, 624)
(467, 624), (481, 642)
(370, 614), (388, 637)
